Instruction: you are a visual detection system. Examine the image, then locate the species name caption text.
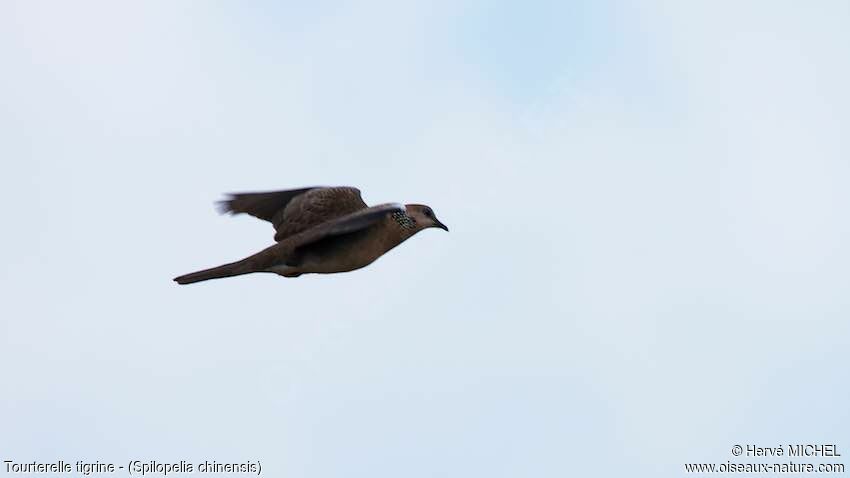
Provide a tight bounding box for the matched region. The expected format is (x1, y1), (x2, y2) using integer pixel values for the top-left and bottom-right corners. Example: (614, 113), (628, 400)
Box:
(3, 460), (261, 475)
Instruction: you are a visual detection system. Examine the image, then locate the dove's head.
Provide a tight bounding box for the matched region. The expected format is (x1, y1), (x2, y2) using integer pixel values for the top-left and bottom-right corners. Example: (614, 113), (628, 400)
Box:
(404, 204), (449, 232)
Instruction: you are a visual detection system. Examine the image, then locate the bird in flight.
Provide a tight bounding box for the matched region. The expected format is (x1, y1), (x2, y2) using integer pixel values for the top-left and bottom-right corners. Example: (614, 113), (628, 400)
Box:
(174, 186), (448, 285)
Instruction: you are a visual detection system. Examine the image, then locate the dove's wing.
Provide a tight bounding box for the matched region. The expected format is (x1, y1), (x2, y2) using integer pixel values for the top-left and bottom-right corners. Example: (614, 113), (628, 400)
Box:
(218, 186), (368, 241)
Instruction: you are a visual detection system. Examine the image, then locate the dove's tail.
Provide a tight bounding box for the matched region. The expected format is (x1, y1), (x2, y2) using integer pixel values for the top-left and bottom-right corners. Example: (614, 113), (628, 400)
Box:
(173, 258), (257, 285)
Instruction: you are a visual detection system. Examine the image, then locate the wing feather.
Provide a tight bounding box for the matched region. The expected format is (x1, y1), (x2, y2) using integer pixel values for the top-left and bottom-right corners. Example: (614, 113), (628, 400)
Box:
(291, 203), (404, 251)
(218, 186), (369, 241)
(217, 187), (317, 221)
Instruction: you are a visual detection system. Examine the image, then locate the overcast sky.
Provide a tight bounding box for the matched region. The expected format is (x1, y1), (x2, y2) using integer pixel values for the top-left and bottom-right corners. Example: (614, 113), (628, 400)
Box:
(2, 1), (849, 477)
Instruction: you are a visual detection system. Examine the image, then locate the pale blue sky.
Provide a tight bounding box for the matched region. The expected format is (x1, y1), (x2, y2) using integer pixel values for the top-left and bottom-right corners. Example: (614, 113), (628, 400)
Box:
(2, 1), (849, 477)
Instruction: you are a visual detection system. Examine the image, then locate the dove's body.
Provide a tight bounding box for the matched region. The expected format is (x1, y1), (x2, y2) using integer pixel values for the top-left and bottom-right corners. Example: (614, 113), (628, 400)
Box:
(174, 186), (447, 284)
(269, 220), (398, 276)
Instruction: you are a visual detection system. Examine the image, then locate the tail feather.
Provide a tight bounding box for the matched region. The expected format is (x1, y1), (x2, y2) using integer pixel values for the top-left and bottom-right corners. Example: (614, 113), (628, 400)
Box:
(173, 258), (256, 285)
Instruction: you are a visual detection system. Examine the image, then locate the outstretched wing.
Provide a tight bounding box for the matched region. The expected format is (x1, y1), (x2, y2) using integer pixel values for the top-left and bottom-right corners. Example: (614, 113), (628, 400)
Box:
(285, 203), (405, 263)
(218, 186), (368, 241)
(217, 187), (317, 222)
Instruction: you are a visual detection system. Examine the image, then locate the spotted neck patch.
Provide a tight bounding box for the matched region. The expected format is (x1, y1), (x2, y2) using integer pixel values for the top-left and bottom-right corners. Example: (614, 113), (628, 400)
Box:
(391, 210), (416, 230)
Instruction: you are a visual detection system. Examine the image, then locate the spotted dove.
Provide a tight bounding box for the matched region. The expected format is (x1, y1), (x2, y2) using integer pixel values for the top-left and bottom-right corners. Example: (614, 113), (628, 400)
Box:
(174, 186), (448, 284)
